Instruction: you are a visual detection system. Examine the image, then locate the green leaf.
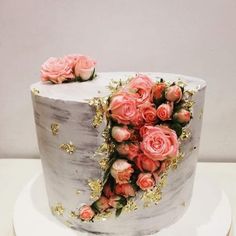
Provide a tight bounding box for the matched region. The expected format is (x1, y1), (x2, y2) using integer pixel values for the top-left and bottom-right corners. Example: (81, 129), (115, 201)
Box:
(91, 202), (100, 214)
(115, 207), (123, 217)
(170, 122), (183, 137)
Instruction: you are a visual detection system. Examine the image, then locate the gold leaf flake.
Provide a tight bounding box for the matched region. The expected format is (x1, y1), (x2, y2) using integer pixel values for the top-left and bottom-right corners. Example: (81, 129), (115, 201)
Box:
(76, 190), (81, 195)
(88, 97), (108, 128)
(51, 203), (64, 216)
(32, 88), (40, 95)
(182, 100), (195, 110)
(93, 211), (113, 221)
(98, 157), (109, 171)
(60, 142), (76, 155)
(88, 179), (102, 200)
(123, 199), (138, 212)
(64, 220), (73, 228)
(171, 152), (185, 170)
(142, 187), (162, 205)
(180, 128), (192, 141)
(69, 210), (79, 219)
(176, 79), (187, 87)
(51, 123), (59, 135)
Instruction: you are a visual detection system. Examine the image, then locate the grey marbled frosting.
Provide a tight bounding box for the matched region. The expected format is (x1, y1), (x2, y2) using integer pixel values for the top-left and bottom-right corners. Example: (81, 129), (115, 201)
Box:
(31, 72), (206, 235)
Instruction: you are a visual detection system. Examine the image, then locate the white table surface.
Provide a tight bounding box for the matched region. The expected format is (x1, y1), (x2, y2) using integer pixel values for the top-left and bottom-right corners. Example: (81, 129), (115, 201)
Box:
(0, 159), (235, 236)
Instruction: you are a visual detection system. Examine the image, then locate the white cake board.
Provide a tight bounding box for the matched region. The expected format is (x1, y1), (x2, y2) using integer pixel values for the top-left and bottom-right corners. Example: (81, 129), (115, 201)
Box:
(13, 171), (232, 236)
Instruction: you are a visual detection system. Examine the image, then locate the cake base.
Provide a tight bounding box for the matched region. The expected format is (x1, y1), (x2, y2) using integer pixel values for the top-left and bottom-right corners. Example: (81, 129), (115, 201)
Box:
(13, 170), (232, 236)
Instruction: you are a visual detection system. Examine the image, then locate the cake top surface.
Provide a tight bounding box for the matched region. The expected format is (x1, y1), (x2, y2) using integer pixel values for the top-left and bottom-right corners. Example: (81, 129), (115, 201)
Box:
(31, 72), (206, 102)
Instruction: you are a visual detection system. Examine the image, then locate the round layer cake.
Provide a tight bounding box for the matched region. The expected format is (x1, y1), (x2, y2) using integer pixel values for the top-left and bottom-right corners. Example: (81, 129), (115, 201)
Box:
(31, 72), (206, 235)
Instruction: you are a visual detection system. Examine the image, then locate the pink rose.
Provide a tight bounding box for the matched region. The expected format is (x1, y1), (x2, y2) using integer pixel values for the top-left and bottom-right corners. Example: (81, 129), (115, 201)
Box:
(108, 195), (123, 208)
(135, 154), (160, 172)
(111, 159), (134, 184)
(116, 143), (139, 160)
(64, 54), (81, 67)
(136, 173), (155, 190)
(111, 126), (131, 142)
(127, 143), (139, 160)
(156, 103), (173, 121)
(40, 57), (74, 84)
(140, 126), (179, 161)
(126, 74), (154, 104)
(174, 109), (191, 123)
(152, 82), (166, 100)
(116, 143), (130, 155)
(139, 125), (154, 137)
(94, 196), (110, 212)
(139, 102), (157, 123)
(74, 55), (96, 81)
(103, 182), (115, 198)
(115, 183), (136, 197)
(79, 205), (95, 221)
(165, 85), (182, 102)
(108, 92), (137, 125)
(130, 111), (144, 127)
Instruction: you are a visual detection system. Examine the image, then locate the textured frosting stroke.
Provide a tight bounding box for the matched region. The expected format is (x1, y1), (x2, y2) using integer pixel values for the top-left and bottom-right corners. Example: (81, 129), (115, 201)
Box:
(31, 72), (206, 235)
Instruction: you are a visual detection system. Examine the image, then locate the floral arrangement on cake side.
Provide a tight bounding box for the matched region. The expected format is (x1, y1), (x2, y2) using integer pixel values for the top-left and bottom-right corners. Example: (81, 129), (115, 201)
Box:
(40, 54), (96, 84)
(79, 74), (194, 221)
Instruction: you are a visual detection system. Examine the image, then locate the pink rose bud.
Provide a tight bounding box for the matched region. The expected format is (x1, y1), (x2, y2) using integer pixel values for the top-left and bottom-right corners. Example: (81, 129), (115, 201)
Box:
(116, 143), (130, 155)
(74, 55), (96, 81)
(127, 143), (139, 160)
(111, 126), (131, 142)
(156, 103), (173, 121)
(135, 154), (160, 173)
(103, 182), (115, 198)
(79, 205), (95, 221)
(152, 83), (166, 100)
(174, 109), (191, 123)
(136, 173), (155, 191)
(111, 159), (134, 184)
(108, 195), (124, 209)
(165, 85), (182, 102)
(115, 183), (136, 197)
(94, 196), (110, 212)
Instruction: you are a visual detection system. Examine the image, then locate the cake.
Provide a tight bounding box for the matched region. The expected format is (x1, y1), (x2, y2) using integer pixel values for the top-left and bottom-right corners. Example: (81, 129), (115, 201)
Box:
(31, 54), (206, 235)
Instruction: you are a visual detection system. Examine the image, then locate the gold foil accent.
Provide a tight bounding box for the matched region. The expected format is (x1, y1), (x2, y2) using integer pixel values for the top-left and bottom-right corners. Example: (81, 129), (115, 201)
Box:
(64, 220), (74, 228)
(88, 97), (108, 128)
(51, 123), (59, 135)
(93, 211), (113, 221)
(32, 88), (40, 95)
(176, 79), (187, 87)
(69, 211), (79, 219)
(88, 179), (102, 200)
(76, 190), (81, 195)
(51, 203), (65, 216)
(180, 128), (192, 141)
(141, 170), (170, 207)
(171, 152), (185, 170)
(98, 157), (110, 171)
(182, 100), (195, 110)
(60, 142), (76, 154)
(123, 199), (138, 212)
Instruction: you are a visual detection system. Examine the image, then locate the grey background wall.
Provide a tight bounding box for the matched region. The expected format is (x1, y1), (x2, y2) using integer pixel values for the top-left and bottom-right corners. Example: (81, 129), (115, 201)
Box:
(0, 0), (236, 161)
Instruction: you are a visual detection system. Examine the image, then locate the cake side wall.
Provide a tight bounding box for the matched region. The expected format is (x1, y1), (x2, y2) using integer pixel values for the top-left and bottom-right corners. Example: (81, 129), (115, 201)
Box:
(31, 82), (206, 235)
(31, 93), (104, 212)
